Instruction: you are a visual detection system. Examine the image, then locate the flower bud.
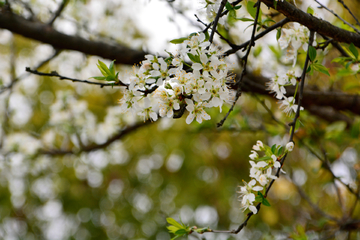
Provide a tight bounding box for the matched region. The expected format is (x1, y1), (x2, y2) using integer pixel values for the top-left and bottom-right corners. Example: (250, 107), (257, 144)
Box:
(286, 142), (294, 152)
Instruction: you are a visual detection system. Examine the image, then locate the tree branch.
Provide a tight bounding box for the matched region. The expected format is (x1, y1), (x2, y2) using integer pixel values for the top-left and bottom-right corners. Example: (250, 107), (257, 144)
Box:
(25, 67), (128, 88)
(0, 11), (147, 65)
(40, 121), (151, 156)
(259, 0), (360, 47)
(47, 0), (68, 26)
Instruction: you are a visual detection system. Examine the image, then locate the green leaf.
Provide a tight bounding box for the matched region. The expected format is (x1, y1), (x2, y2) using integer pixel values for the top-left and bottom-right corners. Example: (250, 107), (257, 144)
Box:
(271, 144), (277, 154)
(255, 195), (262, 202)
(91, 76), (107, 80)
(307, 6), (314, 15)
(238, 17), (254, 22)
(109, 60), (115, 76)
(225, 1), (233, 11)
(253, 46), (262, 57)
(170, 37), (188, 44)
(234, 5), (242, 10)
(166, 218), (184, 229)
(349, 43), (359, 59)
(278, 146), (284, 156)
(204, 30), (210, 41)
(246, 1), (262, 20)
(312, 63), (330, 76)
(262, 197), (271, 206)
(257, 156), (272, 161)
(105, 76), (115, 81)
(350, 118), (360, 138)
(332, 57), (353, 64)
(174, 229), (187, 235)
(269, 45), (281, 59)
(167, 226), (180, 233)
(187, 53), (201, 63)
(97, 60), (112, 76)
(337, 68), (355, 77)
(308, 46), (317, 62)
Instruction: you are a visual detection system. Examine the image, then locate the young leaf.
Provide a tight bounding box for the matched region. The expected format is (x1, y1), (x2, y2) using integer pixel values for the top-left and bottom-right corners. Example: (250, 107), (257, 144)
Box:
(97, 60), (112, 76)
(271, 144), (277, 154)
(187, 53), (201, 63)
(312, 63), (330, 76)
(166, 218), (184, 229)
(238, 17), (255, 22)
(175, 229), (187, 235)
(308, 46), (317, 62)
(307, 6), (314, 15)
(225, 1), (233, 11)
(91, 76), (107, 80)
(170, 37), (188, 44)
(109, 60), (115, 76)
(234, 5), (242, 10)
(246, 1), (262, 20)
(262, 197), (271, 206)
(167, 225), (180, 233)
(349, 43), (359, 59)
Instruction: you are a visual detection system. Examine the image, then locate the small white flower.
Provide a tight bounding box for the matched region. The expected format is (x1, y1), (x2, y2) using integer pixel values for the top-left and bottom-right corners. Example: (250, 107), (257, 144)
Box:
(185, 99), (211, 124)
(249, 150), (259, 160)
(286, 142), (294, 152)
(279, 96), (304, 115)
(249, 161), (268, 180)
(238, 180), (262, 214)
(252, 140), (264, 151)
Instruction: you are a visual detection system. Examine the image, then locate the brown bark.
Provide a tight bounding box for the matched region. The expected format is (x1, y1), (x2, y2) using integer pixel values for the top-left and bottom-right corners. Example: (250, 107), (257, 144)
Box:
(259, 0), (360, 47)
(0, 10), (146, 65)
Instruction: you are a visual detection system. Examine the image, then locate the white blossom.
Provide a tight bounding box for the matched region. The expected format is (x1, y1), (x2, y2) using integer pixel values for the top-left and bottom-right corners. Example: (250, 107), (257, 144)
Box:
(286, 142), (294, 152)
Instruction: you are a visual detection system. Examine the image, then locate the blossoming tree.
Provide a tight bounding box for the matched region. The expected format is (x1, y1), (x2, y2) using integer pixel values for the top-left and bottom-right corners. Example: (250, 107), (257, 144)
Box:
(0, 0), (360, 239)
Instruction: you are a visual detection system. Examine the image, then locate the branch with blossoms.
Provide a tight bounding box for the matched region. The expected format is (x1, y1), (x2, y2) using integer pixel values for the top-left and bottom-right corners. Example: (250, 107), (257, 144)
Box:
(20, 0), (360, 238)
(167, 26), (316, 240)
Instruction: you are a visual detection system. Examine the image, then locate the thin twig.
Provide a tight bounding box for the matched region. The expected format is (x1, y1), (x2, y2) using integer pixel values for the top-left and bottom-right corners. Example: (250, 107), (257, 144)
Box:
(314, 0), (360, 35)
(320, 34), (350, 57)
(25, 68), (128, 88)
(224, 18), (290, 56)
(217, 1), (261, 128)
(40, 121), (152, 155)
(291, 175), (340, 222)
(195, 14), (237, 48)
(48, 0), (68, 26)
(337, 0), (360, 27)
(208, 0), (228, 44)
(201, 0), (243, 34)
(288, 31), (315, 142)
(320, 145), (345, 211)
(0, 49), (61, 94)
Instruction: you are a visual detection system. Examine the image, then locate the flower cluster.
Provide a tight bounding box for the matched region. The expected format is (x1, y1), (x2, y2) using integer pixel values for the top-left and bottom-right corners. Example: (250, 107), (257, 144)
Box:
(117, 32), (233, 124)
(278, 23), (314, 66)
(267, 69), (304, 115)
(238, 140), (294, 214)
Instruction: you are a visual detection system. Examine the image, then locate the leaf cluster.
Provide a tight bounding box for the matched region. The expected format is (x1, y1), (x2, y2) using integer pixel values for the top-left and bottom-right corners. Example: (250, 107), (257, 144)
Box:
(92, 60), (120, 82)
(166, 218), (210, 239)
(307, 46), (330, 76)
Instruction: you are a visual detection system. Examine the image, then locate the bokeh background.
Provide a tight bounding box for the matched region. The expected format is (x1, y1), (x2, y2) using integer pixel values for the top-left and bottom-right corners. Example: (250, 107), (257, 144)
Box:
(0, 0), (359, 239)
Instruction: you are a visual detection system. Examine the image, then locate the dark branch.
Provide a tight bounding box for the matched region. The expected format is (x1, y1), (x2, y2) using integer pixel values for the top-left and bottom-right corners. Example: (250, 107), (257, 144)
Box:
(224, 18), (290, 56)
(47, 0), (68, 26)
(259, 0), (360, 47)
(337, 0), (360, 27)
(0, 11), (147, 65)
(25, 68), (128, 88)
